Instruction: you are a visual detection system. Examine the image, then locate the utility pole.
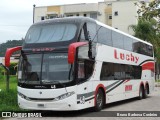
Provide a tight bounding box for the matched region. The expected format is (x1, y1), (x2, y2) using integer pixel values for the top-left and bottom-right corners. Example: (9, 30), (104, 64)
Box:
(0, 63), (10, 92)
(33, 4), (36, 23)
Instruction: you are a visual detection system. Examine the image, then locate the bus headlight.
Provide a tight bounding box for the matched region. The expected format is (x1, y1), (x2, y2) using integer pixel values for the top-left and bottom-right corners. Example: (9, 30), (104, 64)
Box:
(54, 91), (75, 101)
(18, 92), (31, 101)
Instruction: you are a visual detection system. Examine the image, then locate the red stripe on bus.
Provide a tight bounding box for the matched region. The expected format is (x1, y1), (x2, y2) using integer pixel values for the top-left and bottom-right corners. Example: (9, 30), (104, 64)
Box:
(142, 62), (154, 72)
(123, 79), (130, 84)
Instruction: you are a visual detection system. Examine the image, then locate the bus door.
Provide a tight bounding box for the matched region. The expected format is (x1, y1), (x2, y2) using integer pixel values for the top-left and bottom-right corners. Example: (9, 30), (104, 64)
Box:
(76, 59), (94, 107)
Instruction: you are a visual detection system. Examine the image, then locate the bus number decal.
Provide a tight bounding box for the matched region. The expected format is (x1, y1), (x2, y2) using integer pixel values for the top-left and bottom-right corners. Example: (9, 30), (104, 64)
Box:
(125, 85), (132, 91)
(79, 96), (85, 104)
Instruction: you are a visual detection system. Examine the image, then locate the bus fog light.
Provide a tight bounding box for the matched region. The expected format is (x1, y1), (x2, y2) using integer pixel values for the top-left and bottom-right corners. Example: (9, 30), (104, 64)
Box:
(54, 91), (75, 101)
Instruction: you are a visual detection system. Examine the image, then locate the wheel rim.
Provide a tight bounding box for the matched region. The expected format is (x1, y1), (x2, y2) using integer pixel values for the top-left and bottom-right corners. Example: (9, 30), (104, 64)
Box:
(97, 92), (103, 107)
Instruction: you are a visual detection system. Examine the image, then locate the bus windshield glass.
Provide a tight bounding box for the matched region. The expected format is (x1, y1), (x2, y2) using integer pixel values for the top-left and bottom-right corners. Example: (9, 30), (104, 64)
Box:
(19, 53), (72, 84)
(25, 23), (77, 43)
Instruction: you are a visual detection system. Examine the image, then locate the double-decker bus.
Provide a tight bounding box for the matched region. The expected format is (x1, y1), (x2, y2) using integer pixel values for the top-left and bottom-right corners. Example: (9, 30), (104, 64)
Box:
(5, 17), (154, 111)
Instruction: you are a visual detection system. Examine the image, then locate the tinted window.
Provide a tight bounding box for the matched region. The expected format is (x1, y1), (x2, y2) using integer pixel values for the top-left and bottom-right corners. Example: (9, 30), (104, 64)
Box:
(98, 26), (112, 46)
(124, 36), (133, 51)
(147, 45), (153, 57)
(132, 39), (153, 57)
(42, 53), (71, 82)
(19, 54), (42, 84)
(25, 23), (77, 43)
(100, 63), (114, 80)
(77, 59), (95, 81)
(112, 31), (124, 49)
(100, 62), (142, 80)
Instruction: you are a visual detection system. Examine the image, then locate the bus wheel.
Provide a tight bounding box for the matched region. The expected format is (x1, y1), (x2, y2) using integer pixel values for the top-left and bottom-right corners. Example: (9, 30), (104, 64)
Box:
(138, 86), (144, 100)
(144, 85), (149, 98)
(94, 89), (104, 111)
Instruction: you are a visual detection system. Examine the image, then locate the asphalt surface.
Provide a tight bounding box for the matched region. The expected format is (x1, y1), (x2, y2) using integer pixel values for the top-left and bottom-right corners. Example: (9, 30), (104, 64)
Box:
(5, 87), (160, 120)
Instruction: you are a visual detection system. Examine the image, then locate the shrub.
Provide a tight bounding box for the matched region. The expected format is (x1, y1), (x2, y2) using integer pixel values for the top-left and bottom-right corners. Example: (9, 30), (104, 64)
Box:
(9, 62), (18, 75)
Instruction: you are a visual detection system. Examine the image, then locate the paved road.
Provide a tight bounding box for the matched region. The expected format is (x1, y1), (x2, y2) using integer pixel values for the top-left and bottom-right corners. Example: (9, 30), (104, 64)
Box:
(6, 87), (160, 120)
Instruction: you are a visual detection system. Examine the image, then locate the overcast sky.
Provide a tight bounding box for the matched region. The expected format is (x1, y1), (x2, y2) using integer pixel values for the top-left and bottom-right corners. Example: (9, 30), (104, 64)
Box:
(0, 0), (103, 43)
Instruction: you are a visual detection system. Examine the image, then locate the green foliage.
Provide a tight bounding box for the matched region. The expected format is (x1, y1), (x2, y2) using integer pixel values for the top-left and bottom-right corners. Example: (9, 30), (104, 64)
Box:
(9, 62), (18, 75)
(0, 39), (24, 57)
(130, 18), (157, 41)
(0, 76), (23, 111)
(130, 0), (160, 62)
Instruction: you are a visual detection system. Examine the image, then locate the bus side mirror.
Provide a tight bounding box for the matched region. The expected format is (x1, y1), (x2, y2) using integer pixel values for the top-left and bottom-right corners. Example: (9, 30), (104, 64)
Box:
(68, 42), (88, 64)
(5, 46), (22, 67)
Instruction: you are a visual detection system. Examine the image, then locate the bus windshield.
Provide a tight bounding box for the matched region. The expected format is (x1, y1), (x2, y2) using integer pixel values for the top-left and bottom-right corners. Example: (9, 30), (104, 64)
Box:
(18, 53), (73, 84)
(25, 23), (77, 44)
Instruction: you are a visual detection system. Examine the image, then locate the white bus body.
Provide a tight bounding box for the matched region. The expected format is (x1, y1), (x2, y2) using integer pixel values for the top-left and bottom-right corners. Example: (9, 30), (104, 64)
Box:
(5, 17), (154, 111)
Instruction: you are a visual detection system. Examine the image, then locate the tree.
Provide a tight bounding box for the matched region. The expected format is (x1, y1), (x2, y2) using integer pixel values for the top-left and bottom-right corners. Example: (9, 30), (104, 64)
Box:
(136, 0), (160, 33)
(130, 0), (160, 62)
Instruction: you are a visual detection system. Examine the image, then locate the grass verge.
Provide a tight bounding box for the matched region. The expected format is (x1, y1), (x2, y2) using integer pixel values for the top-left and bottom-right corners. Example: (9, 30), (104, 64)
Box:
(0, 75), (23, 111)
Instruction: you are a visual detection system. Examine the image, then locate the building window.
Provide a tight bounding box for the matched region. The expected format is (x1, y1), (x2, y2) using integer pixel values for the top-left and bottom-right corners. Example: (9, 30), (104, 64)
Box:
(114, 11), (118, 16)
(66, 14), (73, 17)
(90, 13), (97, 19)
(84, 14), (87, 17)
(107, 3), (112, 6)
(49, 15), (57, 19)
(108, 15), (112, 19)
(76, 14), (79, 16)
(41, 16), (45, 20)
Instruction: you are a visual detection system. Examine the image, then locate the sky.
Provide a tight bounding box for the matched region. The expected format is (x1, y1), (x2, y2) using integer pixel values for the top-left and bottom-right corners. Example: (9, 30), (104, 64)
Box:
(0, 0), (103, 43)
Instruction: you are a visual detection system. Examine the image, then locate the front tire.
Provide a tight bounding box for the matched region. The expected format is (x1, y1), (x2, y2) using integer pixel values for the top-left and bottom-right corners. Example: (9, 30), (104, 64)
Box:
(138, 86), (143, 100)
(144, 86), (148, 98)
(94, 89), (104, 112)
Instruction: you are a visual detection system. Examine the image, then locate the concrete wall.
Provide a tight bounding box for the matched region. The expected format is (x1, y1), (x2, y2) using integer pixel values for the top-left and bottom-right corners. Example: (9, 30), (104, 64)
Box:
(112, 0), (138, 35)
(63, 3), (98, 13)
(34, 7), (47, 23)
(34, 0), (142, 35)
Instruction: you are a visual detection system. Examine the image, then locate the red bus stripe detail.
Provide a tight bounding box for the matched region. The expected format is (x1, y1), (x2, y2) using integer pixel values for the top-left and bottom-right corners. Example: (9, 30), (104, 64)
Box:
(142, 62), (154, 71)
(123, 79), (130, 84)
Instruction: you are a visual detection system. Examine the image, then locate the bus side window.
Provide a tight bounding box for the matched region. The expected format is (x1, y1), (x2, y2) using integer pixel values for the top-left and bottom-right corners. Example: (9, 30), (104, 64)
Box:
(100, 62), (114, 80)
(98, 26), (112, 46)
(124, 36), (133, 51)
(112, 31), (124, 49)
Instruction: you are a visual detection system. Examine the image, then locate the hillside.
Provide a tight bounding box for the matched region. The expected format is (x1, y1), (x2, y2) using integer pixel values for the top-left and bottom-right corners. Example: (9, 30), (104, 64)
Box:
(0, 40), (24, 57)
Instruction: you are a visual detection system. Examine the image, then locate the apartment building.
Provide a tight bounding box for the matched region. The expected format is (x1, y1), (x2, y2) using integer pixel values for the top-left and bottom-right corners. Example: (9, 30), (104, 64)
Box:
(34, 0), (152, 35)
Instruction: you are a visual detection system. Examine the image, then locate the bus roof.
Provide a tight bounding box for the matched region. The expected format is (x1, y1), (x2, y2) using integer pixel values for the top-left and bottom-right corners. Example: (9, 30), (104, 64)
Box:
(33, 16), (95, 26)
(33, 16), (152, 46)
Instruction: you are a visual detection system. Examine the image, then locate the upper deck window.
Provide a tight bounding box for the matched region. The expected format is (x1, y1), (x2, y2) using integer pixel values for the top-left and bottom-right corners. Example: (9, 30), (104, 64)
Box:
(25, 23), (77, 44)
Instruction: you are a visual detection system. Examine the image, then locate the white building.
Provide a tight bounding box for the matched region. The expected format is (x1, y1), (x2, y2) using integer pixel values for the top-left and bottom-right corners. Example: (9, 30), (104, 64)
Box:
(34, 0), (152, 35)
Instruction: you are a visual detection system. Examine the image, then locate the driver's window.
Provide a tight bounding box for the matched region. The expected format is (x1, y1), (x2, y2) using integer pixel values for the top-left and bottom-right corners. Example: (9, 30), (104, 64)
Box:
(77, 59), (95, 81)
(78, 61), (85, 79)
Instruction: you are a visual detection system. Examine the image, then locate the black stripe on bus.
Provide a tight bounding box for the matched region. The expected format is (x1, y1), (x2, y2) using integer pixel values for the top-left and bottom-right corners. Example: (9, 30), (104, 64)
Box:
(106, 80), (125, 94)
(139, 59), (154, 66)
